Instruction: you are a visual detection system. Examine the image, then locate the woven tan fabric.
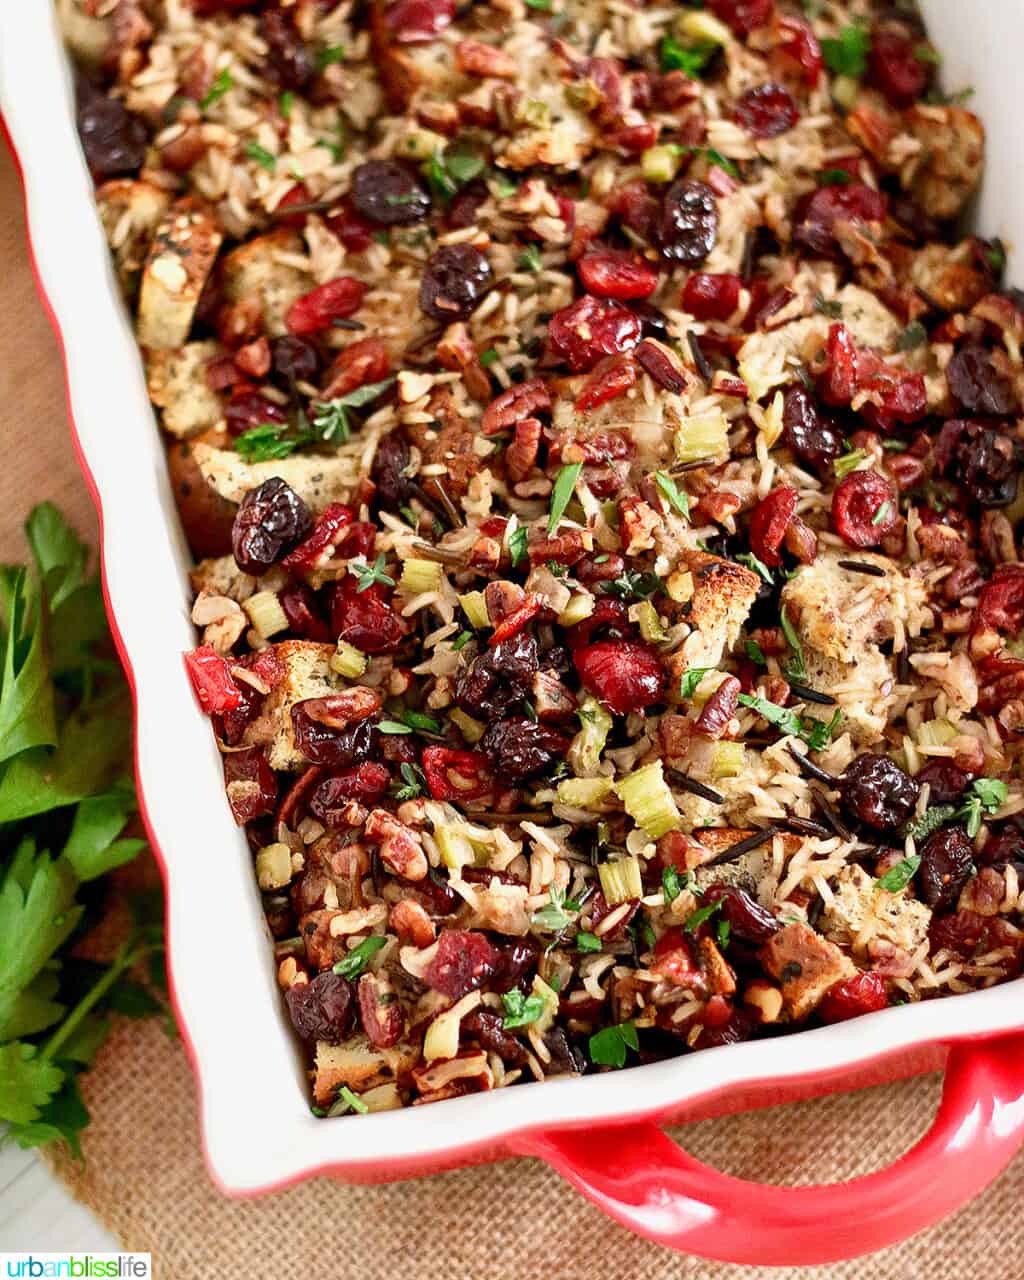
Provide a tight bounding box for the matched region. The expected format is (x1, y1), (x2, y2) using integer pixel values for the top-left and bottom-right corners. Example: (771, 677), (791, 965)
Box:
(1, 141), (1021, 1280)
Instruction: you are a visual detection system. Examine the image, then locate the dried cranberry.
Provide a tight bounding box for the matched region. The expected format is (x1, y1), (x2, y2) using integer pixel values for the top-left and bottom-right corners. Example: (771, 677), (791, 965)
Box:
(279, 583), (329, 641)
(327, 200), (375, 252)
(330, 578), (408, 653)
(831, 470), (898, 548)
(818, 973), (888, 1024)
(286, 277), (366, 337)
(351, 160), (430, 227)
(75, 80), (147, 180)
(421, 747), (493, 801)
(384, 0), (455, 43)
(270, 335), (320, 387)
(929, 909), (986, 956)
(656, 180), (719, 265)
(479, 717), (570, 784)
(281, 504), (353, 572)
(260, 8), (314, 90)
(980, 820), (1024, 868)
(185, 645), (243, 715)
(224, 391), (289, 438)
(947, 346), (1017, 416)
(707, 0), (773, 36)
(651, 929), (705, 989)
(291, 709), (377, 769)
(938, 420), (1019, 508)
(793, 184), (888, 258)
(695, 1004), (758, 1048)
(918, 825), (975, 910)
(782, 385), (842, 473)
(734, 82), (798, 138)
(231, 478), (312, 575)
(223, 746), (277, 823)
(916, 760), (970, 806)
(462, 1008), (528, 1064)
(748, 486), (798, 567)
(839, 754), (920, 830)
(423, 930), (499, 998)
(703, 883), (779, 943)
(573, 640), (665, 715)
(447, 185), (488, 229)
(776, 14), (823, 86)
(974, 565), (1024, 636)
(546, 295), (643, 373)
(682, 272), (742, 322)
(218, 678), (264, 744)
(491, 936), (540, 993)
(285, 971), (354, 1043)
(575, 357), (637, 413)
(456, 633), (537, 721)
(567, 596), (634, 649)
(419, 244), (492, 321)
(577, 250), (659, 301)
(309, 764), (391, 823)
(543, 1027), (588, 1074)
(868, 28), (930, 108)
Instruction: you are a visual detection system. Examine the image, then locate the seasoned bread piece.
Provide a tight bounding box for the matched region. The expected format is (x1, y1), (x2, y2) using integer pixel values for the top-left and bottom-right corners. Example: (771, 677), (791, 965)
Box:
(820, 864), (931, 953)
(96, 178), (171, 298)
(314, 1033), (419, 1104)
(146, 340), (223, 438)
(671, 549), (761, 670)
(189, 555), (256, 603)
(167, 431), (237, 559)
(760, 921), (857, 1019)
(243, 640), (341, 771)
(190, 440), (360, 513)
(137, 199), (222, 350)
(221, 228), (313, 337)
(906, 105), (984, 221)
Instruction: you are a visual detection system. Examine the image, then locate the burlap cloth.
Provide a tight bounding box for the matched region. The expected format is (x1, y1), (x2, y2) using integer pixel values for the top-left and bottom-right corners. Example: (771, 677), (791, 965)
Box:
(1, 141), (1020, 1280)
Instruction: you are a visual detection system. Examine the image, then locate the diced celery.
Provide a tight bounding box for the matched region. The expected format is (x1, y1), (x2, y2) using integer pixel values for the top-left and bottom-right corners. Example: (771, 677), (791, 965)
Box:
(436, 826), (475, 870)
(641, 145), (682, 184)
(459, 591), (489, 628)
(397, 128), (447, 160)
(400, 557), (443, 595)
(558, 592), (595, 627)
(674, 410), (729, 465)
(255, 842), (293, 891)
(331, 641), (368, 679)
(710, 741), (745, 780)
(832, 75), (859, 111)
(678, 9), (732, 44)
(449, 707), (485, 745)
(635, 599), (666, 643)
(569, 695), (613, 776)
(616, 760), (681, 838)
(243, 590), (289, 639)
(916, 718), (957, 748)
(557, 776), (614, 808)
(598, 856), (643, 905)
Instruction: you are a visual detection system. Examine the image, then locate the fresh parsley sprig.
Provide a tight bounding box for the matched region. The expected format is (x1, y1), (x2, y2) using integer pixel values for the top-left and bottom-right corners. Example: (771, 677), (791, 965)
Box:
(738, 692), (841, 751)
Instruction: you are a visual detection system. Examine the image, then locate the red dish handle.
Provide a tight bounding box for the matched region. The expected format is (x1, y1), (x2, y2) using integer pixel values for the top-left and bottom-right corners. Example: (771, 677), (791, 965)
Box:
(513, 1034), (1024, 1266)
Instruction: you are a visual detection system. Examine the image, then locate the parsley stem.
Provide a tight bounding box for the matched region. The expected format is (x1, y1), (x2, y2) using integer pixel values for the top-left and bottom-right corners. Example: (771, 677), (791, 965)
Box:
(40, 931), (148, 1062)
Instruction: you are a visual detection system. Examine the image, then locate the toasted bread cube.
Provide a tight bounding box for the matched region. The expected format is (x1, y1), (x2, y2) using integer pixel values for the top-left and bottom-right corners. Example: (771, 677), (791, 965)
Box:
(760, 922), (856, 1020)
(313, 1033), (418, 1105)
(190, 441), (360, 514)
(137, 199), (222, 350)
(146, 340), (224, 438)
(189, 556), (256, 603)
(243, 640), (341, 771)
(221, 229), (312, 338)
(820, 864), (931, 953)
(96, 179), (172, 298)
(671, 549), (760, 670)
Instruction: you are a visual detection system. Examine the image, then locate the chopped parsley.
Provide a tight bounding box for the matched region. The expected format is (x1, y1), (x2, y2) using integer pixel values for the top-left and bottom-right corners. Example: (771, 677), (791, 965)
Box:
(547, 462), (582, 536)
(662, 866), (681, 903)
(679, 667), (713, 700)
(234, 422), (308, 463)
(508, 525), (529, 567)
(244, 140), (277, 172)
(349, 554), (395, 593)
(738, 692), (841, 751)
(333, 935), (387, 980)
(659, 36), (717, 78)
(501, 989), (548, 1030)
(716, 917), (731, 949)
(392, 762), (426, 801)
(957, 777), (1008, 838)
(897, 321), (927, 352)
(577, 931), (603, 953)
(746, 638), (767, 667)
(524, 0), (552, 8)
(737, 551), (773, 583)
(531, 886), (580, 933)
(603, 569), (662, 600)
(779, 606), (806, 681)
(821, 23), (871, 79)
(814, 293), (843, 319)
(200, 68), (233, 110)
(518, 244), (544, 273)
(588, 1021), (638, 1068)
(279, 90), (294, 118)
(492, 171), (518, 199)
(428, 144), (485, 201)
(875, 855), (920, 894)
(654, 471), (691, 520)
(818, 168), (852, 186)
(315, 44), (347, 72)
(684, 897), (722, 933)
(913, 43), (941, 65)
(833, 447), (868, 479)
(377, 720), (413, 735)
(871, 500), (892, 526)
(311, 378), (395, 444)
(479, 347), (499, 368)
(452, 630), (474, 652)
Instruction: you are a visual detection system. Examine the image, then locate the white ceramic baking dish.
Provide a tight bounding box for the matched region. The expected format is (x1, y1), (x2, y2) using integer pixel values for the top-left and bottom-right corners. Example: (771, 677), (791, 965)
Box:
(3, 0), (1024, 1265)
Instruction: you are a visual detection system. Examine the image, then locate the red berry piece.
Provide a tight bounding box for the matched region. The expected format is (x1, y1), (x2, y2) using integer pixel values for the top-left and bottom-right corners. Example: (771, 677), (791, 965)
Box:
(222, 746), (278, 824)
(776, 15), (823, 87)
(281, 503), (353, 572)
(546, 295), (643, 373)
(734, 82), (798, 138)
(682, 272), (742, 321)
(794, 184), (888, 258)
(330, 579), (408, 653)
(974, 565), (1024, 637)
(573, 640), (665, 714)
(578, 250), (659, 300)
(423, 930), (500, 999)
(831, 470), (899, 547)
(384, 0), (456, 43)
(286, 277), (367, 337)
(868, 28), (930, 108)
(575, 356), (638, 413)
(421, 747), (494, 802)
(707, 0), (773, 37)
(819, 972), (888, 1024)
(749, 486), (798, 566)
(185, 645), (243, 715)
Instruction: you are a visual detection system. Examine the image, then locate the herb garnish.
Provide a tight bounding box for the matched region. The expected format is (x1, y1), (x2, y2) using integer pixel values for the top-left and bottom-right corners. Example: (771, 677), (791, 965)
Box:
(333, 936), (387, 980)
(518, 244), (543, 273)
(576, 932), (602, 953)
(501, 989), (547, 1030)
(393, 762), (426, 801)
(588, 1021), (638, 1068)
(662, 866), (681, 903)
(875, 855), (920, 894)
(679, 667), (713, 700)
(738, 692), (841, 751)
(245, 140), (277, 172)
(349, 554), (395, 593)
(658, 36), (717, 77)
(654, 470), (691, 520)
(312, 378), (395, 444)
(821, 23), (870, 78)
(201, 68), (233, 110)
(737, 551), (773, 583)
(547, 462), (582, 535)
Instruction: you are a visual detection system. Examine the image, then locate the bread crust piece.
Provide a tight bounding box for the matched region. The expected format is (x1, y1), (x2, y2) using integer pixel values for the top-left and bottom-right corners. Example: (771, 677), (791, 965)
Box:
(137, 198), (222, 350)
(220, 228), (313, 338)
(242, 639), (341, 771)
(668, 549), (761, 671)
(96, 178), (171, 299)
(759, 921), (857, 1019)
(146, 340), (224, 438)
(166, 429), (237, 559)
(314, 1033), (419, 1105)
(190, 440), (361, 512)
